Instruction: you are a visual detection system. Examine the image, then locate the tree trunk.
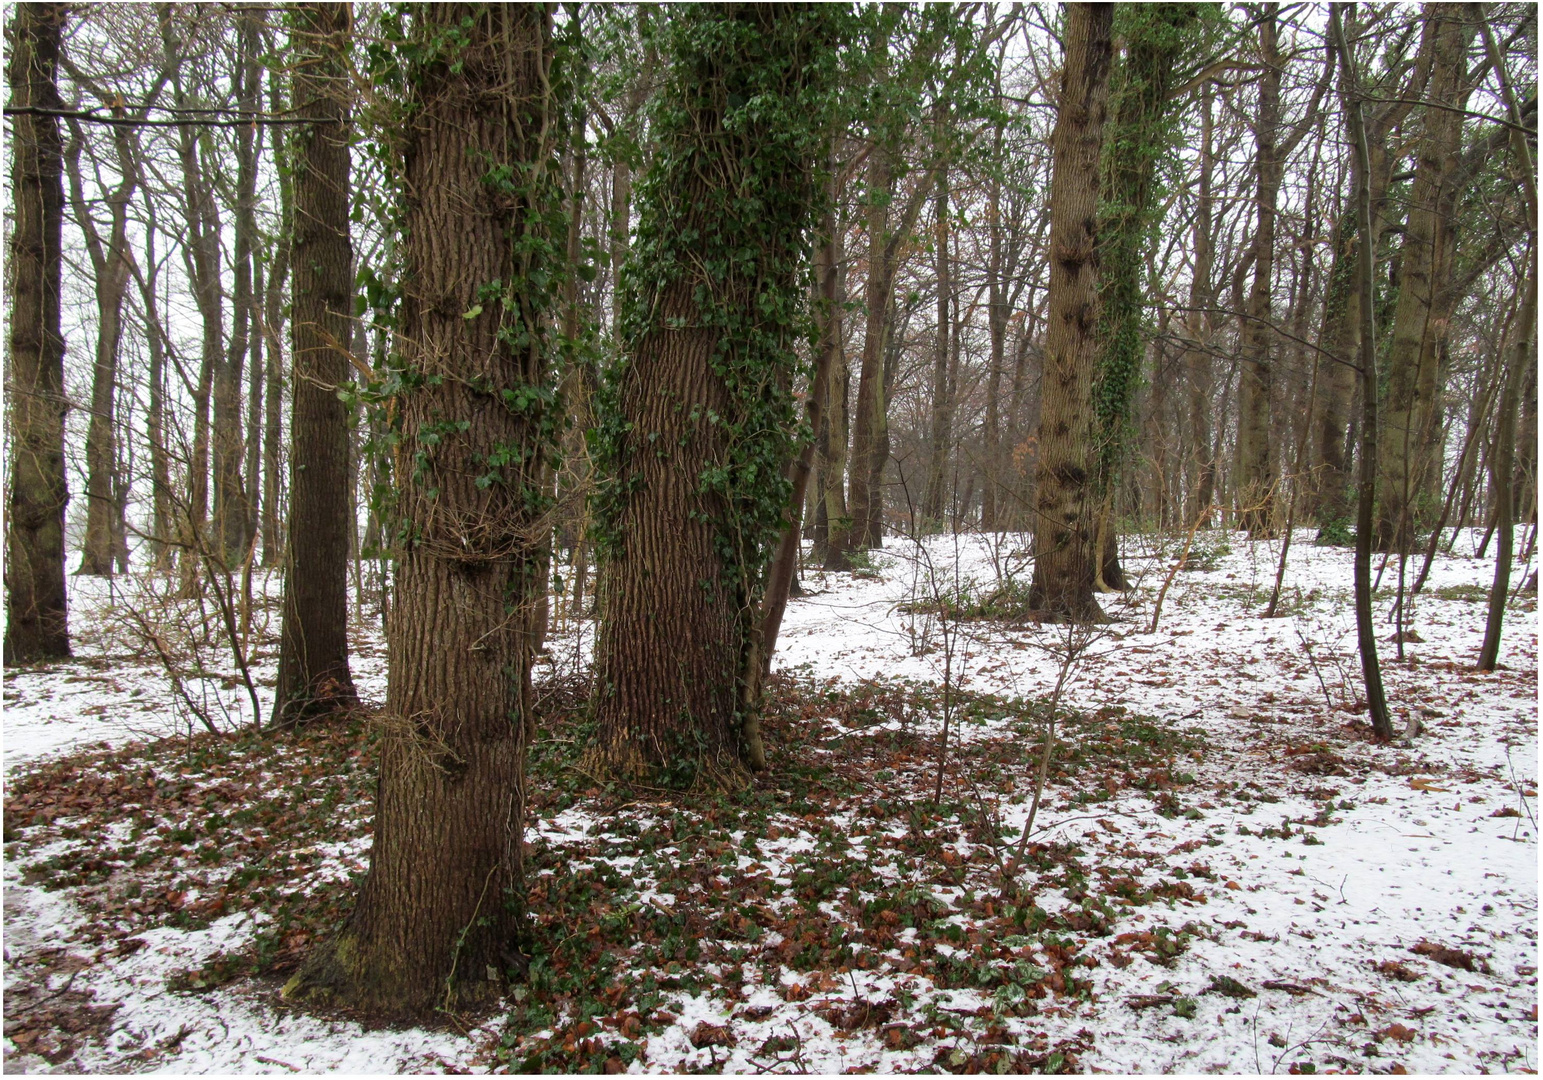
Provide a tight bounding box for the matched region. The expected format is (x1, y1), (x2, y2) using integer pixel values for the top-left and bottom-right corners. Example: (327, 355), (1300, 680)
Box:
(1312, 208), (1361, 539)
(1235, 4), (1284, 536)
(812, 217), (849, 565)
(923, 150), (952, 525)
(1027, 2), (1112, 624)
(588, 6), (836, 788)
(1376, 4), (1476, 553)
(272, 1), (358, 727)
(213, 9), (261, 563)
(981, 114), (1006, 532)
(1092, 3), (1194, 588)
(1332, 3), (1393, 741)
(844, 144), (893, 558)
(62, 117), (136, 577)
(289, 3), (556, 1018)
(261, 65), (292, 567)
(160, 8), (221, 585)
(1184, 82), (1216, 527)
(5, 1), (71, 664)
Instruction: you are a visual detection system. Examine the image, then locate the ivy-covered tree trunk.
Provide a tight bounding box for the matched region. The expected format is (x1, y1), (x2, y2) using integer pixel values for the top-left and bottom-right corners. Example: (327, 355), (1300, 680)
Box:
(1091, 2), (1195, 590)
(589, 5), (840, 788)
(289, 4), (558, 1017)
(1376, 4), (1476, 553)
(1027, 1), (1112, 624)
(271, 1), (358, 726)
(5, 1), (71, 664)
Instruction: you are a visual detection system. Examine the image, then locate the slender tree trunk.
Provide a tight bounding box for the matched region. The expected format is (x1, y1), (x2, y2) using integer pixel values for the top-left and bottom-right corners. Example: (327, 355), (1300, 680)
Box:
(161, 9), (221, 587)
(844, 144), (893, 558)
(1312, 208), (1361, 539)
(1236, 4), (1284, 536)
(62, 120), (135, 576)
(1476, 11), (1537, 672)
(1183, 79), (1215, 524)
(812, 217), (849, 564)
(290, 4), (555, 1017)
(5, 1), (70, 663)
(923, 150), (952, 524)
(1027, 2), (1112, 624)
(272, 1), (358, 726)
(1332, 3), (1393, 741)
(981, 118), (1006, 531)
(212, 9), (260, 563)
(261, 65), (292, 567)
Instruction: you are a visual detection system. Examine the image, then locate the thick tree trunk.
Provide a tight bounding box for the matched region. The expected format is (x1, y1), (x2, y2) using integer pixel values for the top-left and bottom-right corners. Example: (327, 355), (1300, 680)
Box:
(1377, 4), (1476, 553)
(272, 2), (358, 726)
(1027, 2), (1112, 624)
(5, 1), (71, 664)
(589, 6), (834, 788)
(289, 3), (555, 1018)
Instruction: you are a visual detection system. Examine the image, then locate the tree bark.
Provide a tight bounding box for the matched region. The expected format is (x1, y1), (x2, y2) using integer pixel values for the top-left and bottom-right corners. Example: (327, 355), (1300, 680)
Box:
(261, 64), (292, 567)
(923, 146), (952, 524)
(289, 3), (555, 1018)
(1376, 4), (1476, 553)
(1332, 2), (1393, 741)
(272, 1), (358, 726)
(1027, 2), (1112, 624)
(5, 1), (71, 664)
(589, 6), (836, 788)
(1184, 81), (1216, 527)
(1235, 4), (1285, 536)
(213, 8), (261, 563)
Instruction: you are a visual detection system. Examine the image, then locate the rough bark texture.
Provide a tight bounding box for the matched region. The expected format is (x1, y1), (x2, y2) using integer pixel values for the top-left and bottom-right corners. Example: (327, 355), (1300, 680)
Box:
(589, 5), (834, 789)
(1376, 4), (1476, 552)
(1027, 2), (1112, 624)
(1235, 4), (1284, 536)
(5, 1), (71, 664)
(272, 1), (358, 726)
(289, 3), (554, 1018)
(1091, 3), (1192, 589)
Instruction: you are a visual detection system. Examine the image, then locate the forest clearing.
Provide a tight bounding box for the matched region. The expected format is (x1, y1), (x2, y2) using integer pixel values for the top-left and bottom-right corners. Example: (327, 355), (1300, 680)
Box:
(3, 1), (1538, 1075)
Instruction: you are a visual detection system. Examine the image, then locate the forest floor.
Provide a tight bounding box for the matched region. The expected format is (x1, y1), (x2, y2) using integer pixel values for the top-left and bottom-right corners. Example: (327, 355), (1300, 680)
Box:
(2, 528), (1537, 1074)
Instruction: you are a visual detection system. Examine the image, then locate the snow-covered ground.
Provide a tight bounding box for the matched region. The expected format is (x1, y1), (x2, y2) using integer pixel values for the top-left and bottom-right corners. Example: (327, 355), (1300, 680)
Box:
(3, 528), (1537, 1073)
